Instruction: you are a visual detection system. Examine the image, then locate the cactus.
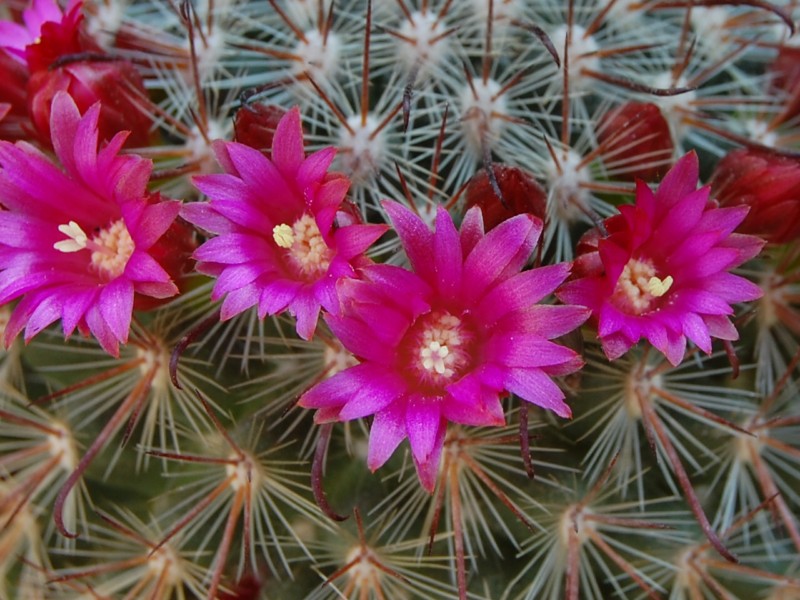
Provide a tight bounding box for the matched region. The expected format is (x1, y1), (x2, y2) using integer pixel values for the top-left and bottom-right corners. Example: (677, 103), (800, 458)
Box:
(1, 0), (799, 598)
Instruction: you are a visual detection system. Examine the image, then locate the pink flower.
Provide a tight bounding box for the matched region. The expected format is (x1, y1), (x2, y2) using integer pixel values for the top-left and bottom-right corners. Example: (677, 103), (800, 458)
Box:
(0, 0), (84, 68)
(557, 152), (764, 366)
(0, 92), (181, 355)
(184, 107), (387, 340)
(299, 202), (589, 491)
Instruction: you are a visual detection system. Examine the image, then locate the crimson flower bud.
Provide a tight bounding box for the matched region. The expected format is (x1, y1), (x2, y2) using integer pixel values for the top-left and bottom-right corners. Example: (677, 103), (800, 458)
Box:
(463, 164), (547, 230)
(133, 214), (197, 311)
(710, 148), (800, 245)
(768, 45), (800, 123)
(234, 103), (287, 158)
(597, 102), (673, 182)
(0, 49), (30, 140)
(28, 56), (151, 147)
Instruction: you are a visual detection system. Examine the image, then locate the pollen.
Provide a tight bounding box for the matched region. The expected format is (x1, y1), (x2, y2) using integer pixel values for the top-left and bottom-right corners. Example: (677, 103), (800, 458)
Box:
(90, 219), (135, 280)
(279, 214), (333, 279)
(614, 258), (672, 314)
(55, 219), (135, 280)
(415, 313), (468, 381)
(647, 275), (673, 297)
(273, 223), (295, 248)
(421, 341), (450, 375)
(54, 221), (89, 252)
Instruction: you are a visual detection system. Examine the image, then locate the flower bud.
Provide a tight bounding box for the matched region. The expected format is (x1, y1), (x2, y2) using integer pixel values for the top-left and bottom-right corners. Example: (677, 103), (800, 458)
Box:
(0, 49), (30, 140)
(463, 164), (547, 230)
(768, 45), (800, 124)
(234, 103), (287, 158)
(597, 102), (673, 181)
(133, 214), (197, 311)
(710, 148), (800, 245)
(28, 56), (151, 147)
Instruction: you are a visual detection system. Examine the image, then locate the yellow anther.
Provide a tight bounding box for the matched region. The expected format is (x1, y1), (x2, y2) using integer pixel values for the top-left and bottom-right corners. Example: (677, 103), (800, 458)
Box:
(273, 223), (295, 248)
(647, 275), (674, 297)
(54, 221), (88, 253)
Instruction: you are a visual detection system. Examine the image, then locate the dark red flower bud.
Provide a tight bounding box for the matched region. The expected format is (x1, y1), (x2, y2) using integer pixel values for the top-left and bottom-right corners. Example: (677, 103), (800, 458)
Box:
(463, 164), (547, 230)
(219, 574), (262, 600)
(597, 102), (673, 182)
(234, 103), (287, 158)
(133, 214), (197, 311)
(28, 56), (152, 147)
(0, 49), (31, 140)
(710, 148), (800, 245)
(768, 45), (800, 123)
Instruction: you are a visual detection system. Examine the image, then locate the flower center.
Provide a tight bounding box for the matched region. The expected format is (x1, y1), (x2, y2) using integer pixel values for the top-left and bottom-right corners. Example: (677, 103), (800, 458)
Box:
(54, 219), (135, 280)
(404, 311), (474, 391)
(613, 258), (673, 315)
(272, 213), (333, 280)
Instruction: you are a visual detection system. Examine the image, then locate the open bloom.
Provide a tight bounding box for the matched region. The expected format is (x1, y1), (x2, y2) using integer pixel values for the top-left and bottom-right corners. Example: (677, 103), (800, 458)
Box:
(185, 107), (387, 340)
(557, 152), (764, 366)
(0, 92), (180, 355)
(299, 202), (589, 491)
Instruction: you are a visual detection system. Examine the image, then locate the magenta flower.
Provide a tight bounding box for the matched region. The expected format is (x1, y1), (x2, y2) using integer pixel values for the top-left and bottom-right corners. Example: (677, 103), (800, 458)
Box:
(557, 152), (764, 366)
(184, 107), (387, 340)
(0, 0), (83, 66)
(299, 202), (589, 491)
(0, 92), (181, 355)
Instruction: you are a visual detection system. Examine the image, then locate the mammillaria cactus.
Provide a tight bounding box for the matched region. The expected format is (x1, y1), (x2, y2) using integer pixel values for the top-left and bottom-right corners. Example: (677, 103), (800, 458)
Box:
(0, 1), (799, 599)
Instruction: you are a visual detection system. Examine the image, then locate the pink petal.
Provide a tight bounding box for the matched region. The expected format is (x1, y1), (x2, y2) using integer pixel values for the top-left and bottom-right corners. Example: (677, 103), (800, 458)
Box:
(368, 401), (408, 471)
(703, 314), (738, 341)
(61, 288), (96, 335)
(334, 223), (388, 260)
(290, 290), (322, 340)
(477, 263), (571, 322)
(462, 214), (540, 303)
(219, 283), (259, 319)
(194, 233), (272, 264)
(433, 206), (462, 303)
(654, 151), (699, 212)
(337, 364), (406, 420)
(129, 200), (181, 249)
(681, 311), (712, 354)
(511, 304), (591, 339)
(413, 419), (446, 493)
(459, 206), (485, 256)
(298, 147), (337, 191)
(405, 395), (443, 466)
(601, 332), (635, 361)
(271, 107), (305, 176)
(181, 202), (236, 235)
(504, 368), (571, 418)
(383, 200), (435, 283)
(49, 92), (84, 175)
(444, 375), (505, 426)
(24, 294), (62, 341)
(487, 334), (582, 369)
(85, 305), (120, 356)
(257, 279), (301, 318)
(99, 278), (134, 343)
